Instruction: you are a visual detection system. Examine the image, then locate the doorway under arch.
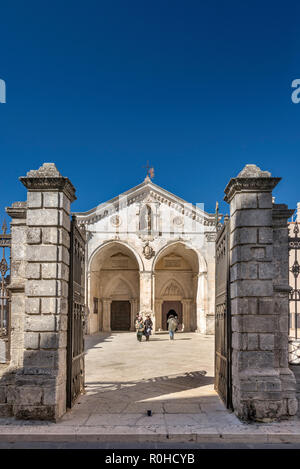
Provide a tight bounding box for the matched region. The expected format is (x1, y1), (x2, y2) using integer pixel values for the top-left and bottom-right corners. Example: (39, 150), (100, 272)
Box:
(154, 242), (199, 332)
(88, 242), (140, 333)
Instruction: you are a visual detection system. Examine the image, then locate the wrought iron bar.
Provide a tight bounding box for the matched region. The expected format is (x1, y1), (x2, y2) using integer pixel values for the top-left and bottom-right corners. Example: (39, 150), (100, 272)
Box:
(289, 221), (300, 340)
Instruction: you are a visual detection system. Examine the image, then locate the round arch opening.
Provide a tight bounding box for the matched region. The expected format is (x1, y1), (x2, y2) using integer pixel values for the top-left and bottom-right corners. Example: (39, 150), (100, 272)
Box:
(88, 242), (140, 333)
(153, 242), (200, 332)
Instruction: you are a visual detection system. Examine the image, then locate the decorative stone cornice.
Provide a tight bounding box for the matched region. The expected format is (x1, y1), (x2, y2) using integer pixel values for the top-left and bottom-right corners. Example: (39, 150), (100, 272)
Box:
(272, 204), (294, 227)
(7, 282), (25, 293)
(224, 164), (281, 203)
(6, 202), (27, 219)
(224, 177), (281, 203)
(205, 232), (217, 242)
(19, 163), (76, 202)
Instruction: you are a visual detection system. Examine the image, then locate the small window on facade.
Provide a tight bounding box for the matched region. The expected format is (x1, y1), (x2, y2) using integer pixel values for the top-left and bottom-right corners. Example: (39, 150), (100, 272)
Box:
(93, 297), (98, 314)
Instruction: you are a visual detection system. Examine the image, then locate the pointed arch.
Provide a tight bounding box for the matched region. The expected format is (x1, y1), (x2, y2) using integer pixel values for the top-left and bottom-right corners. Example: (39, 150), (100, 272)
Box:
(103, 274), (137, 298)
(158, 277), (185, 298)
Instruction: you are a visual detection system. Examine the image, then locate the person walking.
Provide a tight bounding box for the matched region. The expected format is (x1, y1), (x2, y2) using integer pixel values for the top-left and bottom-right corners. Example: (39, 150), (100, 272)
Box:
(167, 314), (178, 341)
(144, 314), (153, 342)
(135, 314), (144, 342)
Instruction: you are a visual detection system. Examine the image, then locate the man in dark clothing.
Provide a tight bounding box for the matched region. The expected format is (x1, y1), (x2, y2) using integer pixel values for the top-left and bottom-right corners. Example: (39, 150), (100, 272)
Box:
(144, 314), (153, 342)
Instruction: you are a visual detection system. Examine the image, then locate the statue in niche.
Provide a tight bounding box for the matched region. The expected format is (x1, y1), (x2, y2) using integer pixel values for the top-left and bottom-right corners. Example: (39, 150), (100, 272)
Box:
(139, 204), (152, 234)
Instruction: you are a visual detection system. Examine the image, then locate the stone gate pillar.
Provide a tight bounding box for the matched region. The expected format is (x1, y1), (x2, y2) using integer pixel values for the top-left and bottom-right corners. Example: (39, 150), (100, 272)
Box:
(14, 163), (76, 420)
(224, 164), (297, 421)
(6, 203), (27, 368)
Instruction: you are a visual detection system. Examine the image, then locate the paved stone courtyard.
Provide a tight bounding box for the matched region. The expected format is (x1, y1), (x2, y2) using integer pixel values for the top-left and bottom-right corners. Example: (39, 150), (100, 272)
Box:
(2, 331), (300, 446)
(64, 331), (228, 423)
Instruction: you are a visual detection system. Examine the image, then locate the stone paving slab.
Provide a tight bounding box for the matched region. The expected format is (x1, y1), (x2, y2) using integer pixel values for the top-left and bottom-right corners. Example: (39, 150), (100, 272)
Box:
(1, 332), (300, 444)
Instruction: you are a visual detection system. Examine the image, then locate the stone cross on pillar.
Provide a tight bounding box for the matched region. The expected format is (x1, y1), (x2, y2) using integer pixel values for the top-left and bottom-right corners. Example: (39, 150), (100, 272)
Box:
(14, 163), (76, 420)
(224, 164), (297, 421)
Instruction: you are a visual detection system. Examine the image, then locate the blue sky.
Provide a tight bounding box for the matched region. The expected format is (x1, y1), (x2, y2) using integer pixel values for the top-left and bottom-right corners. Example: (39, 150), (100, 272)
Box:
(0, 0), (300, 220)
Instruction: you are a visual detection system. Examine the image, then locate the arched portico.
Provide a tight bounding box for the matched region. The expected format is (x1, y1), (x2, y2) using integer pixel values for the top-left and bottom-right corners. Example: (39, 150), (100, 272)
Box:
(88, 241), (140, 333)
(153, 242), (207, 332)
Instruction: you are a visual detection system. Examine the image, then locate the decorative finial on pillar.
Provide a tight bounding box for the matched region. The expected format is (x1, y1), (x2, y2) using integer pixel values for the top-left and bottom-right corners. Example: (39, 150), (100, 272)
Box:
(237, 164), (271, 178)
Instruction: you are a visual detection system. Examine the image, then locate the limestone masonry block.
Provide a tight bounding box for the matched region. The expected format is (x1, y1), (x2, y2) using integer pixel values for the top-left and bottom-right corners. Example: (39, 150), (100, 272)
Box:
(258, 228), (273, 244)
(23, 350), (55, 368)
(59, 211), (71, 231)
(258, 193), (273, 209)
(242, 315), (276, 333)
(55, 314), (68, 332)
(25, 263), (41, 280)
(26, 279), (57, 297)
(27, 192), (42, 208)
(24, 332), (40, 349)
(25, 298), (41, 314)
(259, 334), (275, 350)
(231, 209), (272, 228)
(59, 193), (71, 213)
(17, 387), (43, 406)
(247, 333), (259, 350)
(27, 209), (59, 226)
(258, 262), (274, 280)
(43, 192), (59, 208)
(231, 279), (273, 298)
(230, 193), (258, 214)
(42, 227), (58, 244)
(27, 228), (42, 244)
(25, 315), (56, 332)
(41, 297), (68, 315)
(258, 298), (274, 315)
(27, 245), (57, 262)
(40, 332), (59, 349)
(43, 386), (57, 406)
(231, 262), (258, 281)
(231, 297), (258, 315)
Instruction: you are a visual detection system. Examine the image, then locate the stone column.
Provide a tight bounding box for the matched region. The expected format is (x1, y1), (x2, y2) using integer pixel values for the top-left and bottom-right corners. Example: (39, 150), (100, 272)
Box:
(102, 299), (111, 331)
(195, 272), (207, 334)
(273, 204), (298, 415)
(224, 164), (297, 421)
(13, 163), (76, 421)
(139, 271), (152, 312)
(182, 299), (192, 331)
(130, 299), (138, 331)
(154, 299), (163, 331)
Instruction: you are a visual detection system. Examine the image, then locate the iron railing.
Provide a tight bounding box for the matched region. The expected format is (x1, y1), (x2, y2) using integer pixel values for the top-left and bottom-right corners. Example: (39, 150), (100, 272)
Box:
(289, 221), (300, 340)
(0, 219), (11, 363)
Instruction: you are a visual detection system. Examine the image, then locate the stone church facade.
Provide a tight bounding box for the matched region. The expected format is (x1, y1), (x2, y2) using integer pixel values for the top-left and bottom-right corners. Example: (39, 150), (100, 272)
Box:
(74, 176), (217, 336)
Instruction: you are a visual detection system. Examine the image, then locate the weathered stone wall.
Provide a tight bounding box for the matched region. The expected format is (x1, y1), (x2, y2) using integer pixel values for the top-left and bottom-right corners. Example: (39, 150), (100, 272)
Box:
(225, 164), (297, 421)
(0, 202), (27, 416)
(0, 163), (76, 421)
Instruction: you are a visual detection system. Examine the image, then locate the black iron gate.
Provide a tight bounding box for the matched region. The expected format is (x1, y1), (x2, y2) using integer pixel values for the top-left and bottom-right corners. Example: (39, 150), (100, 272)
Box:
(214, 217), (232, 409)
(0, 220), (11, 363)
(288, 221), (300, 340)
(67, 216), (86, 408)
